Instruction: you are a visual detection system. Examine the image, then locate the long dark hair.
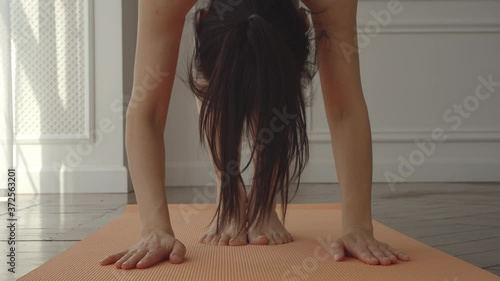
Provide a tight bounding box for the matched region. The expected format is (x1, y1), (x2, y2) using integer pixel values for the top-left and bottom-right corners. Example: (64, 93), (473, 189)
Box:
(187, 0), (318, 235)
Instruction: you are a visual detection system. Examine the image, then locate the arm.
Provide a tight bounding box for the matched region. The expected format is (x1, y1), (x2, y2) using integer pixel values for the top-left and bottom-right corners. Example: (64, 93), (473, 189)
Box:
(305, 0), (373, 233)
(126, 0), (195, 237)
(303, 0), (410, 265)
(98, 1), (196, 269)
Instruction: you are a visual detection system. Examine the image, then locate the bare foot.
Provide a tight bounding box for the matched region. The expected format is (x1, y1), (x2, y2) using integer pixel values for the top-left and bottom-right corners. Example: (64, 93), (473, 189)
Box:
(199, 187), (248, 246)
(247, 207), (294, 245)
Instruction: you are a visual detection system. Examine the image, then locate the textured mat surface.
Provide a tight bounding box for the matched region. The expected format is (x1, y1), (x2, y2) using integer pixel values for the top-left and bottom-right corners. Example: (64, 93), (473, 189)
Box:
(19, 204), (500, 281)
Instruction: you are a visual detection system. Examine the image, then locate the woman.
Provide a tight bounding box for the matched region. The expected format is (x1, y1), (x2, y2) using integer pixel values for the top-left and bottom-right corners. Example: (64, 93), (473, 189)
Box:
(100, 0), (410, 270)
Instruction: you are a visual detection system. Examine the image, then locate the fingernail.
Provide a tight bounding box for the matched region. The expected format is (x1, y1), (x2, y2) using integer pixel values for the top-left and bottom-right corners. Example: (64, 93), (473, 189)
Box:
(334, 254), (339, 260)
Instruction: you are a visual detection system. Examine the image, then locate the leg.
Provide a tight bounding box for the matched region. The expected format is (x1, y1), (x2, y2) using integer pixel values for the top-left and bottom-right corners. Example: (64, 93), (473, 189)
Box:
(195, 96), (248, 246)
(246, 111), (294, 245)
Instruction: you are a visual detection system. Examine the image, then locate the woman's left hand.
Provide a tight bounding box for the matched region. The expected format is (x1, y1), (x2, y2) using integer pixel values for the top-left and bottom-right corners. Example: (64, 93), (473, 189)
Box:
(331, 227), (410, 265)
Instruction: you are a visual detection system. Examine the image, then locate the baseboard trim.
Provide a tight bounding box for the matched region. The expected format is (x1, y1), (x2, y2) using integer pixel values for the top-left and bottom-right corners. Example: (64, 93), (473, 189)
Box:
(308, 130), (500, 143)
(165, 160), (500, 187)
(14, 165), (128, 194)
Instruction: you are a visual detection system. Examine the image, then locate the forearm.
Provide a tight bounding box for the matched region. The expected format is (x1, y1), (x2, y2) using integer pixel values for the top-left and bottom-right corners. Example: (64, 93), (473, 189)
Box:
(318, 41), (374, 231)
(328, 106), (374, 231)
(126, 0), (191, 236)
(126, 113), (173, 236)
(126, 40), (180, 236)
(311, 0), (373, 231)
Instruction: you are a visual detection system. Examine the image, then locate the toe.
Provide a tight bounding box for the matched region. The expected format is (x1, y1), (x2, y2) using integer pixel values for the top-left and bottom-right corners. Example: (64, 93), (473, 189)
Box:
(211, 234), (221, 245)
(268, 235), (277, 245)
(250, 235), (269, 245)
(273, 233), (284, 244)
(229, 235), (248, 246)
(279, 233), (290, 244)
(203, 234), (215, 244)
(219, 235), (230, 246)
(229, 239), (247, 246)
(199, 233), (207, 243)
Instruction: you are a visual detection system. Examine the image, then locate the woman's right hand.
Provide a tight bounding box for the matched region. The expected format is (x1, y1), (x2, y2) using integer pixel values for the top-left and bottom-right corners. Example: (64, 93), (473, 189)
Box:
(99, 229), (186, 269)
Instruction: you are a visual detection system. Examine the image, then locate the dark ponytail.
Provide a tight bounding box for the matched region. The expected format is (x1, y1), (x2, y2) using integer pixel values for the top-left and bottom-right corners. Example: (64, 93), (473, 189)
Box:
(188, 0), (317, 234)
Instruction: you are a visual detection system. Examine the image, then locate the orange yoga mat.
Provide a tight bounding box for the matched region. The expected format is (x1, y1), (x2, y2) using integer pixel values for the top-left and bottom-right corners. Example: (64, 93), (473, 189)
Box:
(19, 204), (500, 281)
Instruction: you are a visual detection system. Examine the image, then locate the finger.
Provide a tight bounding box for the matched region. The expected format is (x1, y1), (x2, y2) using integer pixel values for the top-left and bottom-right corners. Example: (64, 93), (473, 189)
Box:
(121, 248), (148, 269)
(380, 245), (398, 263)
(368, 245), (391, 265)
(169, 240), (186, 264)
(100, 250), (128, 265)
(330, 241), (345, 262)
(387, 245), (410, 261)
(115, 250), (137, 268)
(137, 249), (165, 269)
(352, 247), (378, 265)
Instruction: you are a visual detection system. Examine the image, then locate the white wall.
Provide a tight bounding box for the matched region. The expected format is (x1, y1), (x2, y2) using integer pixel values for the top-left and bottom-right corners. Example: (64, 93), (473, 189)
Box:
(164, 0), (500, 187)
(10, 0), (127, 194)
(7, 0), (499, 194)
(122, 0), (138, 192)
(0, 0), (14, 200)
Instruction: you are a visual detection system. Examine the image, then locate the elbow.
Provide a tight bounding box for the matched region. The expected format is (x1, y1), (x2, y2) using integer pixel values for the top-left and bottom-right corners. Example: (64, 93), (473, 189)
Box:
(126, 104), (166, 133)
(327, 99), (369, 124)
(327, 108), (351, 125)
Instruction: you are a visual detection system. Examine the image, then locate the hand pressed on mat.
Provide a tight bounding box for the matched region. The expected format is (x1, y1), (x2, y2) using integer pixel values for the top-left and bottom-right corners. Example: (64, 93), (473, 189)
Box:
(331, 226), (410, 266)
(99, 229), (186, 269)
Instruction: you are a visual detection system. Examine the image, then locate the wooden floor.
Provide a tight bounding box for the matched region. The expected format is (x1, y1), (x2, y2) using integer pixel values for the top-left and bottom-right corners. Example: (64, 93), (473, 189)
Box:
(1, 183), (500, 280)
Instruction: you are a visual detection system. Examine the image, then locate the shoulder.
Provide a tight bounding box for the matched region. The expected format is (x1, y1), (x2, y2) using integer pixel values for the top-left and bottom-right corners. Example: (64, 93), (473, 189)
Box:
(302, 0), (358, 32)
